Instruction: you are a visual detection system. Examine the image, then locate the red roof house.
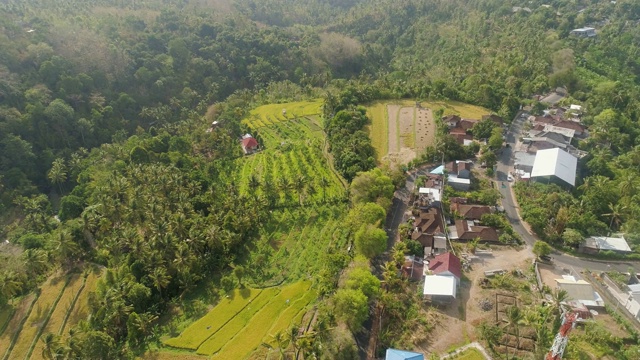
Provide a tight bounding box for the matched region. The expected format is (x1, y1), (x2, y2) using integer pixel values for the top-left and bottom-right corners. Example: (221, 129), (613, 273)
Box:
(450, 203), (492, 220)
(241, 136), (259, 154)
(428, 252), (462, 286)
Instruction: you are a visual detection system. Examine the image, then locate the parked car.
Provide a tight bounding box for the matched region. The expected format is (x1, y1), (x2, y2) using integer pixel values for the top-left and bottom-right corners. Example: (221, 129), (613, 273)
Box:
(507, 174), (514, 182)
(539, 255), (552, 262)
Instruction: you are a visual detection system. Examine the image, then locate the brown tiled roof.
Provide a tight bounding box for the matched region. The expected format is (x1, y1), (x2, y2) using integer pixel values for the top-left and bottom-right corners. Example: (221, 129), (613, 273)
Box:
(455, 220), (499, 241)
(411, 230), (433, 247)
(451, 204), (492, 220)
(459, 119), (478, 131)
(451, 133), (473, 144)
(414, 207), (444, 234)
(481, 114), (504, 125)
(533, 116), (555, 124)
(554, 120), (585, 133)
(428, 252), (462, 279)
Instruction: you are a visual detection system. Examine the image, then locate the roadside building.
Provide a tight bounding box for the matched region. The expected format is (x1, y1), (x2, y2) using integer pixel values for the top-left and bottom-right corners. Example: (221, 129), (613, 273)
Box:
(555, 276), (605, 308)
(579, 236), (632, 254)
(530, 148), (577, 187)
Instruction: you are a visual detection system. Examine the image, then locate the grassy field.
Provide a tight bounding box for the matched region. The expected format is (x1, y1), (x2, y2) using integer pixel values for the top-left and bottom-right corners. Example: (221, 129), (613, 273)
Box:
(366, 99), (491, 161)
(242, 100), (323, 129)
(164, 288), (262, 350)
(7, 274), (68, 360)
(454, 347), (487, 360)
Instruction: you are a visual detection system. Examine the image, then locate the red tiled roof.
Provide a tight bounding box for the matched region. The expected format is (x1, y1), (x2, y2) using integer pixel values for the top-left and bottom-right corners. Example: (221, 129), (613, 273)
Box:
(443, 115), (461, 123)
(242, 137), (258, 148)
(428, 252), (462, 279)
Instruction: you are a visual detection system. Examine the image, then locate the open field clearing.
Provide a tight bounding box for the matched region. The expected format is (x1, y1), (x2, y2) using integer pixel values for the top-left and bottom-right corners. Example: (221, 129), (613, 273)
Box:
(242, 100), (322, 129)
(7, 274), (68, 360)
(367, 100), (490, 164)
(164, 288), (262, 350)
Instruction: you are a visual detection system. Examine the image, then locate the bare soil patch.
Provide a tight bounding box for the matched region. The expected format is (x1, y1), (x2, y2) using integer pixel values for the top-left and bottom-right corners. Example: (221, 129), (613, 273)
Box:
(415, 107), (435, 152)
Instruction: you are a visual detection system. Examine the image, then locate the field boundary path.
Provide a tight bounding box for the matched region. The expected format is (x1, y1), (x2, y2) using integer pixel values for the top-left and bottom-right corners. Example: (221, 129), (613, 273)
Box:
(440, 342), (492, 360)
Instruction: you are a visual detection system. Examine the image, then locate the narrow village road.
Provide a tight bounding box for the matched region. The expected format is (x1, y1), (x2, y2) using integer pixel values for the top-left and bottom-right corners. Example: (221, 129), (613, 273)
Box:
(497, 113), (637, 274)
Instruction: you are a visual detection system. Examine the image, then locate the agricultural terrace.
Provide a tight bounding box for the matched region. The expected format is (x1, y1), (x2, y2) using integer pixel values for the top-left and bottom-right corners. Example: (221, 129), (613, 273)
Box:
(164, 282), (316, 358)
(227, 101), (346, 206)
(366, 100), (490, 164)
(0, 268), (101, 360)
(242, 100), (323, 129)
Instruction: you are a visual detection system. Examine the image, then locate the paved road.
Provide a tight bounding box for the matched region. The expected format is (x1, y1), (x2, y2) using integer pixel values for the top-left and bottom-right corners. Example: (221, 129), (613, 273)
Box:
(498, 113), (636, 274)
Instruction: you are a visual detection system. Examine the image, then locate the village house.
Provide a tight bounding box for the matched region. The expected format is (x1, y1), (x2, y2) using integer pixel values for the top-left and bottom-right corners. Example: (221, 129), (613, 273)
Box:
(442, 114), (461, 128)
(411, 207), (445, 255)
(445, 160), (473, 191)
(241, 134), (259, 154)
(555, 276), (605, 308)
(579, 235), (632, 255)
(450, 202), (492, 220)
(449, 220), (499, 242)
(423, 252), (462, 303)
(481, 114), (504, 126)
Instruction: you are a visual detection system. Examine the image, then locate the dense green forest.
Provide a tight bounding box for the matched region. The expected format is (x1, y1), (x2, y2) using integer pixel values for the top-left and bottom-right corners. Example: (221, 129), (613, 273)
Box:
(2, 0), (640, 358)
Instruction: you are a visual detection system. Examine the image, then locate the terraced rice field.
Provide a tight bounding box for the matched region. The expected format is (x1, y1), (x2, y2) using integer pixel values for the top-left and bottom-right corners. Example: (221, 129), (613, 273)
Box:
(59, 269), (100, 338)
(164, 288), (262, 350)
(0, 293), (37, 358)
(7, 274), (68, 360)
(242, 100), (323, 129)
(164, 282), (316, 359)
(31, 273), (85, 359)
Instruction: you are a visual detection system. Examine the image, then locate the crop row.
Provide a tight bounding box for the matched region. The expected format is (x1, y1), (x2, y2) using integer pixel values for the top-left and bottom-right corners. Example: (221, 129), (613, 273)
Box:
(196, 287), (280, 355)
(209, 282), (312, 360)
(164, 288), (262, 350)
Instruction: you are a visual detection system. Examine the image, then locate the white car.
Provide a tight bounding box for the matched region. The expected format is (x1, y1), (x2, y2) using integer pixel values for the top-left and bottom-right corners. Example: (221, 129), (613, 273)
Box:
(507, 175), (514, 182)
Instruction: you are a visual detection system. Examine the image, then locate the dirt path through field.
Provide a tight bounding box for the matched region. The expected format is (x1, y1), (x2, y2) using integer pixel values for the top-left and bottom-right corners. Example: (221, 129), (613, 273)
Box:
(386, 105), (400, 154)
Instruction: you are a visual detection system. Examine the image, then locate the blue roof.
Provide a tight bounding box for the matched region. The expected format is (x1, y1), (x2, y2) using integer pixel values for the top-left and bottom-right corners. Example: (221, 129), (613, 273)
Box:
(385, 349), (424, 360)
(430, 165), (445, 175)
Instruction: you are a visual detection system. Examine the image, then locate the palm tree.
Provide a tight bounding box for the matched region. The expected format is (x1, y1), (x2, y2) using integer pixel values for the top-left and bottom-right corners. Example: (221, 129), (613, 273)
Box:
(604, 202), (626, 232)
(271, 331), (290, 359)
(505, 306), (523, 359)
(293, 175), (306, 206)
(150, 267), (170, 298)
(550, 288), (569, 317)
(47, 158), (67, 194)
(0, 271), (22, 305)
(277, 177), (292, 203)
(41, 333), (60, 360)
(319, 176), (330, 202)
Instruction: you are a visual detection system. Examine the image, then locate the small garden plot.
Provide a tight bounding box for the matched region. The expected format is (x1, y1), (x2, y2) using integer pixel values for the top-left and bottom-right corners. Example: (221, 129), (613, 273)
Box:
(209, 282), (313, 360)
(243, 100), (322, 129)
(164, 288), (262, 350)
(196, 287), (279, 355)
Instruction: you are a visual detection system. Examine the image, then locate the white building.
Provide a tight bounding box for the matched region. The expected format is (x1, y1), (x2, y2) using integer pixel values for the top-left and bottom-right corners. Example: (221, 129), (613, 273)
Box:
(571, 27), (596, 37)
(531, 148), (578, 187)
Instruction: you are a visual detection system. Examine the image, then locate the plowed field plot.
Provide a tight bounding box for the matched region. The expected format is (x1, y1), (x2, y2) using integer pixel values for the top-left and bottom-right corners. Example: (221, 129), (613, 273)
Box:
(367, 100), (489, 165)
